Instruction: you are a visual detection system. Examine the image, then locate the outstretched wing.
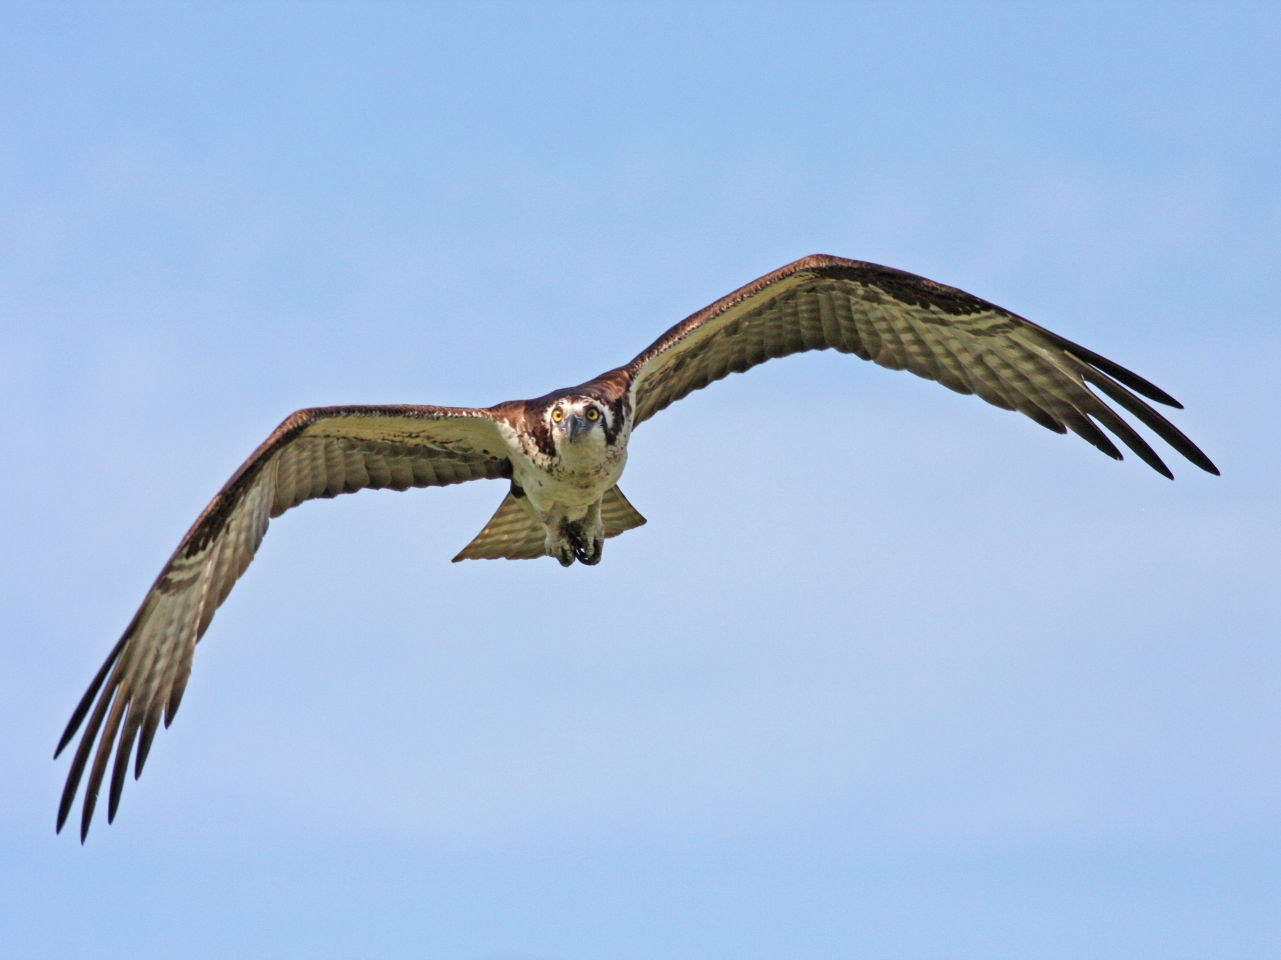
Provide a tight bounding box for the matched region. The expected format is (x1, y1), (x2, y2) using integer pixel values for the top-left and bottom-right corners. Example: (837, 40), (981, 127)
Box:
(55, 404), (512, 840)
(621, 254), (1218, 478)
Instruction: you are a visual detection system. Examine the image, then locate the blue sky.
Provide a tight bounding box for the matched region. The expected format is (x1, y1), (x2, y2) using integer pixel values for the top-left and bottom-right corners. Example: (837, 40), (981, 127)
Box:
(2, 3), (1277, 958)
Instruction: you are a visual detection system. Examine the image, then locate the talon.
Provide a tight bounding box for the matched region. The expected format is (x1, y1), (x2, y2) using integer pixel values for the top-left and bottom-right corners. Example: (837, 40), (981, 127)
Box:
(554, 518), (603, 566)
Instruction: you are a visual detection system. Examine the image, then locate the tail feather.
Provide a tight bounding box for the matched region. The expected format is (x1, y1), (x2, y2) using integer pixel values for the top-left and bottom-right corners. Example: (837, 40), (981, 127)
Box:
(600, 485), (647, 537)
(452, 485), (647, 562)
(452, 491), (546, 562)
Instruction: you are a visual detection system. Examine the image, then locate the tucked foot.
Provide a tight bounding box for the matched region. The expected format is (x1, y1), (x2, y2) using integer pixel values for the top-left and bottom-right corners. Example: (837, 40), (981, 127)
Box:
(548, 519), (603, 566)
(546, 525), (577, 566)
(564, 517), (603, 565)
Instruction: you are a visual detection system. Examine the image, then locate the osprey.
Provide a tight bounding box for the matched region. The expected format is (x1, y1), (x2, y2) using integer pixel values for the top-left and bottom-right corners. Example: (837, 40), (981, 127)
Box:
(55, 254), (1219, 839)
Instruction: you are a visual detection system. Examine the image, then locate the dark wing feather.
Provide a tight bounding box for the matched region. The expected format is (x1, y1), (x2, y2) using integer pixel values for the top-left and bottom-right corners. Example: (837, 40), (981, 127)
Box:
(55, 404), (511, 840)
(621, 254), (1218, 477)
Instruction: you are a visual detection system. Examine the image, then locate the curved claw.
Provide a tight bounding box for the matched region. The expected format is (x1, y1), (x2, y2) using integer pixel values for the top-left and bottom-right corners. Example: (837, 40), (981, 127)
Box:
(574, 541), (603, 565)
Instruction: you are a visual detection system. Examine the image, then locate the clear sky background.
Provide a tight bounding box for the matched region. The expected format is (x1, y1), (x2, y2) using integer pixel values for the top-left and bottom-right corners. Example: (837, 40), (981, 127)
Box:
(2, 3), (1277, 958)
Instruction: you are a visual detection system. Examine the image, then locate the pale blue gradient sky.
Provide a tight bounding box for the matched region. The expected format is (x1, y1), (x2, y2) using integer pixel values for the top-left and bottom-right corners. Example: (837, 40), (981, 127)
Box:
(2, 4), (1277, 958)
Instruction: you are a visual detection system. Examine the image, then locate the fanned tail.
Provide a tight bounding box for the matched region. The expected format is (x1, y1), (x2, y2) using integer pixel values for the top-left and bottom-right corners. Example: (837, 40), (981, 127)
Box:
(452, 485), (646, 562)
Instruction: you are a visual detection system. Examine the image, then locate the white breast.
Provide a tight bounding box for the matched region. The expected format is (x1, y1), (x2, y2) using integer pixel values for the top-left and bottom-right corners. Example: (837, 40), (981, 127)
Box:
(494, 418), (629, 524)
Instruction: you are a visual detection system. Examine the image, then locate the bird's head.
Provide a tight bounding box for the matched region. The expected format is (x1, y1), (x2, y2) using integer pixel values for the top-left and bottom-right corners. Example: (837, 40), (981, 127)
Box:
(546, 396), (610, 450)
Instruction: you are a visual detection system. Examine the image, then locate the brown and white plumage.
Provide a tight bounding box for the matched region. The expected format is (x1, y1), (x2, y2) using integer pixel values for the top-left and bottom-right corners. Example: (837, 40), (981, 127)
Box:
(56, 254), (1218, 840)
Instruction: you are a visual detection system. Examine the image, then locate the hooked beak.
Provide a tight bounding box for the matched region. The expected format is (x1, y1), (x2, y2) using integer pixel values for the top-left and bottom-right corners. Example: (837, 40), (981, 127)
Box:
(566, 413), (591, 440)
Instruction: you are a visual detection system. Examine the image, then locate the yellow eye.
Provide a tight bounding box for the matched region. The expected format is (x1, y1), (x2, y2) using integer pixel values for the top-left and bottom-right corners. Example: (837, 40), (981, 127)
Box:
(585, 407), (600, 421)
(551, 408), (564, 423)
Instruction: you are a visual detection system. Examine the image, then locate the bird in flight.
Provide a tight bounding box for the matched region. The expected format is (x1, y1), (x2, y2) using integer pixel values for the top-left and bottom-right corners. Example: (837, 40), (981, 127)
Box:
(55, 254), (1218, 840)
